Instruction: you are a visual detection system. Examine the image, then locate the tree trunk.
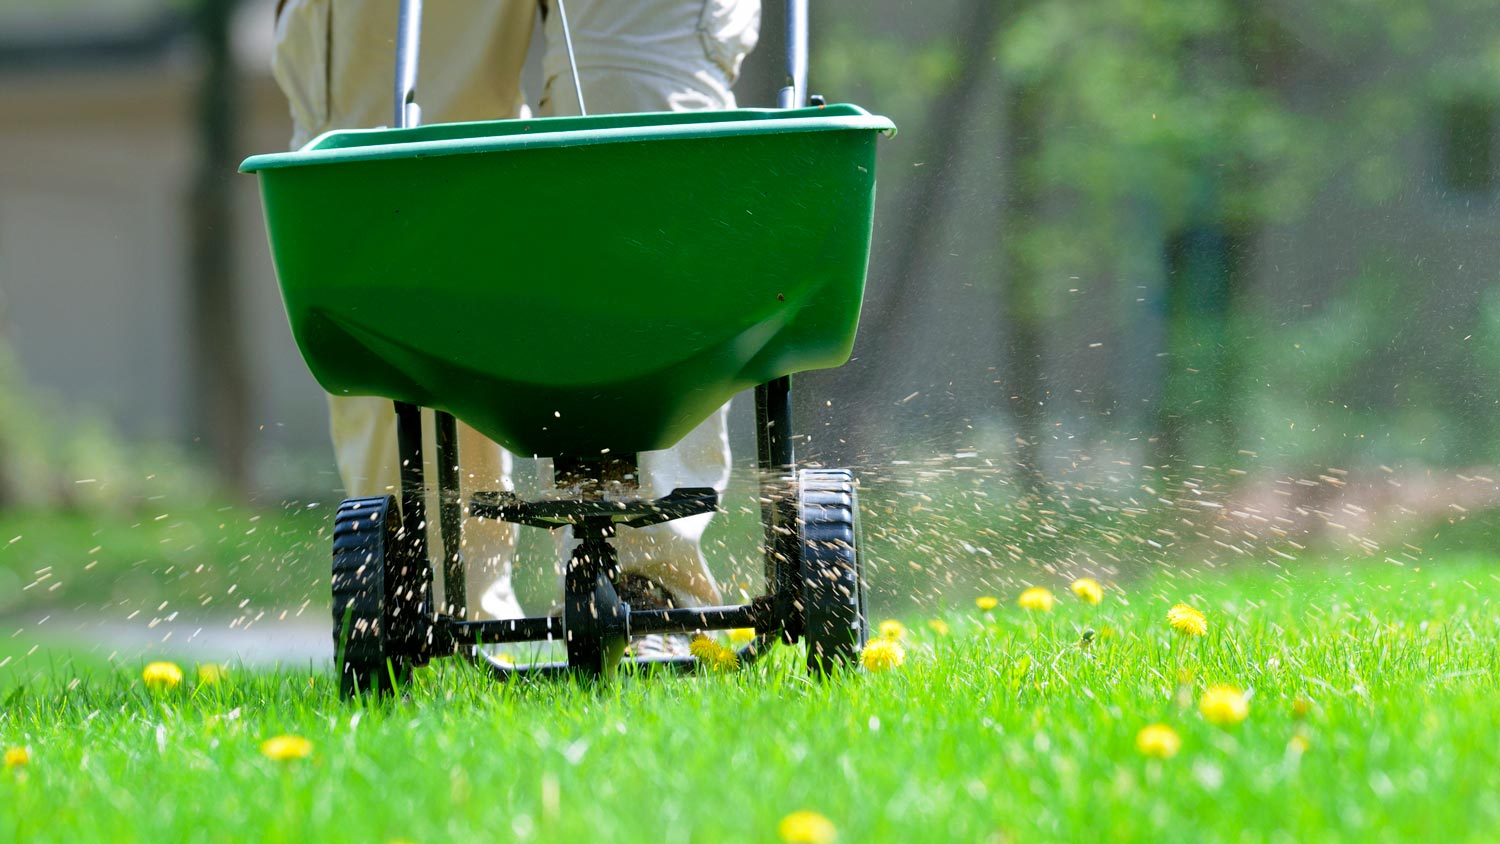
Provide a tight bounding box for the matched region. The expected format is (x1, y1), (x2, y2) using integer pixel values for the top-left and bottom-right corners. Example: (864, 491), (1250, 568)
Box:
(999, 82), (1046, 496)
(1153, 0), (1283, 474)
(1153, 223), (1237, 471)
(849, 0), (1008, 448)
(188, 0), (251, 492)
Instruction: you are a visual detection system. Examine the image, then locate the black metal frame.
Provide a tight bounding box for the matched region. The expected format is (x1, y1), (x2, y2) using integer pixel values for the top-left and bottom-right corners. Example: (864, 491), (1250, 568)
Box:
(757, 376), (802, 643)
(385, 381), (803, 677)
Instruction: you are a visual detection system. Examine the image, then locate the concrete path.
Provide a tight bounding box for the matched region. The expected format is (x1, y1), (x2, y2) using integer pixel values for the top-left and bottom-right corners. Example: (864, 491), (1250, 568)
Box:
(6, 611), (331, 668)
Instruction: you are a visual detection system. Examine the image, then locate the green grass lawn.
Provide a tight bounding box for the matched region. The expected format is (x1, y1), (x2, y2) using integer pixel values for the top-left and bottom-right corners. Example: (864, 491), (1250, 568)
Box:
(2, 558), (1497, 843)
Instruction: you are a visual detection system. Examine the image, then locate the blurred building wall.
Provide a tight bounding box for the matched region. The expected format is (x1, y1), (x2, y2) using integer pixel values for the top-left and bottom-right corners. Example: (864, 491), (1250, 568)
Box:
(0, 2), (328, 484)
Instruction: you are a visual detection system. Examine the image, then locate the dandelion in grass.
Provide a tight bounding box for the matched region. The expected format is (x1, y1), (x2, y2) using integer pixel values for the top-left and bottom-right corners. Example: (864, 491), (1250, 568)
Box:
(926, 618), (950, 637)
(878, 619), (908, 641)
(728, 627), (757, 647)
(142, 661), (184, 693)
(1167, 603), (1207, 637)
(4, 747), (28, 769)
(1018, 587), (1054, 612)
(1199, 685), (1249, 726)
(1135, 724), (1181, 759)
(1288, 735), (1310, 754)
(689, 635), (739, 671)
(860, 638), (905, 672)
(260, 735), (314, 761)
(779, 810), (837, 844)
(975, 595), (998, 612)
(1070, 577), (1103, 606)
(196, 664), (226, 685)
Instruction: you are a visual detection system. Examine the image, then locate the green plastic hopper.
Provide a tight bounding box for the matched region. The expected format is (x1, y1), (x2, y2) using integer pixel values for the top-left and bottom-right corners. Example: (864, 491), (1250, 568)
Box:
(241, 104), (894, 458)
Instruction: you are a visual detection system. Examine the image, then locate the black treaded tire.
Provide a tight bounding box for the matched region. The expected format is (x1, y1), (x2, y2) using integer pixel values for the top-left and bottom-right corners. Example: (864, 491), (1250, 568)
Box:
(799, 469), (867, 674)
(332, 496), (421, 697)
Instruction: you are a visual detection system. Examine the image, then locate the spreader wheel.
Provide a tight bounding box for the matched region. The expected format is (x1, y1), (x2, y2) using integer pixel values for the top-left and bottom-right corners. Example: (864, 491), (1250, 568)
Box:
(331, 496), (427, 697)
(562, 521), (630, 680)
(799, 469), (867, 674)
(564, 571), (629, 679)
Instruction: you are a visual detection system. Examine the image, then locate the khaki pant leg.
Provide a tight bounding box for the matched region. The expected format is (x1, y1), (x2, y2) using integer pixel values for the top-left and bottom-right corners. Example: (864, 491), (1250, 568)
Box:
(274, 0), (536, 144)
(539, 0), (760, 608)
(273, 0), (535, 619)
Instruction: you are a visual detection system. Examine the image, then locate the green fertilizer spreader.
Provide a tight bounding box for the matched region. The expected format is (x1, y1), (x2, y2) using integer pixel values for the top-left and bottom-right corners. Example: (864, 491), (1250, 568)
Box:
(241, 0), (893, 695)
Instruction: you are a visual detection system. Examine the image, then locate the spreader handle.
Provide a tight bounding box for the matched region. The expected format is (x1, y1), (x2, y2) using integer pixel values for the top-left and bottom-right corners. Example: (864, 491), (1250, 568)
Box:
(394, 0), (422, 128)
(779, 0), (808, 109)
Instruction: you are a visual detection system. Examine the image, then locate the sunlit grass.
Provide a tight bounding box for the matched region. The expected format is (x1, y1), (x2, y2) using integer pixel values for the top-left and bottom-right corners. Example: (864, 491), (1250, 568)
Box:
(2, 559), (1497, 842)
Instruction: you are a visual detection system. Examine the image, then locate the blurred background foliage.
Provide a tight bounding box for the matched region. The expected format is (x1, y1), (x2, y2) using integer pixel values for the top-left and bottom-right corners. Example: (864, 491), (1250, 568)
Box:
(2, 0), (1500, 623)
(819, 0), (1500, 481)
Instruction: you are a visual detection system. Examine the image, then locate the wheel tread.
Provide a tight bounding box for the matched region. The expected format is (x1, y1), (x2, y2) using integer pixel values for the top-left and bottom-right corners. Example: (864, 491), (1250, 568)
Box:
(799, 469), (866, 674)
(331, 496), (412, 696)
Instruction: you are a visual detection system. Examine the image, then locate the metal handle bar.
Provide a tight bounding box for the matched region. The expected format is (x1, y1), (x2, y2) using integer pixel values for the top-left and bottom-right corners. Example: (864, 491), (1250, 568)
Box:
(394, 0), (422, 127)
(779, 0), (808, 109)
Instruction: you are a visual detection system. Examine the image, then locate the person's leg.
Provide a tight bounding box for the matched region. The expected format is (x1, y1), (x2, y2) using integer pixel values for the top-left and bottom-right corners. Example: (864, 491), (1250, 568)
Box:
(538, 0), (761, 608)
(538, 0), (759, 116)
(272, 0), (535, 619)
(323, 398), (522, 619)
(274, 0), (535, 146)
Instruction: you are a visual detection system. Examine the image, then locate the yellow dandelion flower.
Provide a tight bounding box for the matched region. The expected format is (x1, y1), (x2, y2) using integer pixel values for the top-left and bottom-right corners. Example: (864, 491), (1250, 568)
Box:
(860, 638), (905, 672)
(975, 595), (999, 611)
(4, 747), (29, 769)
(689, 635), (739, 671)
(1199, 685), (1250, 726)
(779, 810), (837, 844)
(1135, 724), (1181, 759)
(728, 627), (757, 647)
(1070, 577), (1103, 606)
(926, 618), (950, 637)
(142, 661), (184, 693)
(260, 735), (313, 761)
(1167, 603), (1207, 637)
(1288, 735), (1310, 754)
(1017, 587), (1055, 612)
(196, 664), (226, 685)
(709, 647), (739, 671)
(877, 620), (908, 641)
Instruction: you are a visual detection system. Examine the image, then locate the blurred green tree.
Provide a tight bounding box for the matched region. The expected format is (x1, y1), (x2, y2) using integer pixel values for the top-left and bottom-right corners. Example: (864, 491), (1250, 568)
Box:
(188, 0), (251, 492)
(827, 0), (1500, 481)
